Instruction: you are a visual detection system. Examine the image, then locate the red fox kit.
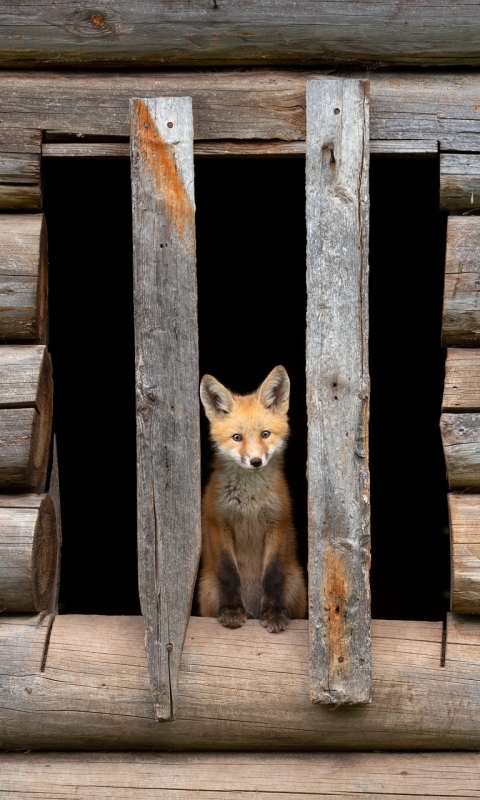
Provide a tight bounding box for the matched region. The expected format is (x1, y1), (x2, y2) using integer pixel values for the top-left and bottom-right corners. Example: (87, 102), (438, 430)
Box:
(199, 365), (306, 632)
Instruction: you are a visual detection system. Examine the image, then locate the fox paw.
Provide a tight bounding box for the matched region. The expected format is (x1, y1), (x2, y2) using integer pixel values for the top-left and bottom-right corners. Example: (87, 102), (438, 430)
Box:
(261, 608), (290, 633)
(219, 606), (247, 629)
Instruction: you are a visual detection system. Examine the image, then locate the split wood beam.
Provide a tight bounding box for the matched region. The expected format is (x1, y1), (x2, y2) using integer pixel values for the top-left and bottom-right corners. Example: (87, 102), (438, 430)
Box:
(131, 97), (201, 722)
(2, 752), (480, 799)
(306, 79), (370, 706)
(442, 217), (480, 347)
(6, 613), (480, 750)
(448, 494), (480, 614)
(0, 214), (47, 341)
(0, 494), (57, 613)
(0, 345), (53, 491)
(440, 154), (480, 212)
(2, 2), (480, 68)
(0, 127), (41, 210)
(443, 349), (480, 412)
(0, 72), (479, 151)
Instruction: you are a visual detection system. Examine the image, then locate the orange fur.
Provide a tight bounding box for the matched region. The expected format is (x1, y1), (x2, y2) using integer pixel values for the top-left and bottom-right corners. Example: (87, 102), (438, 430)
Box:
(199, 366), (306, 633)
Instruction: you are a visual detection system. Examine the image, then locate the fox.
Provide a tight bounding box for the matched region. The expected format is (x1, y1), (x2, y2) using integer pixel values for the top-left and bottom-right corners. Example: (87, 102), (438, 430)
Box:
(198, 365), (306, 633)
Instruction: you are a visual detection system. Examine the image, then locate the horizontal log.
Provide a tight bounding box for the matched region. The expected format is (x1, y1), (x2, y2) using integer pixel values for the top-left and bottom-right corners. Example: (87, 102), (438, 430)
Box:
(0, 612), (52, 677)
(442, 349), (480, 412)
(0, 71), (480, 149)
(0, 127), (41, 184)
(448, 494), (480, 614)
(440, 154), (480, 212)
(0, 345), (53, 491)
(2, 752), (480, 799)
(2, 3), (480, 68)
(42, 139), (439, 158)
(3, 612), (480, 750)
(0, 184), (41, 210)
(0, 214), (47, 341)
(0, 494), (57, 613)
(441, 413), (480, 490)
(442, 217), (480, 347)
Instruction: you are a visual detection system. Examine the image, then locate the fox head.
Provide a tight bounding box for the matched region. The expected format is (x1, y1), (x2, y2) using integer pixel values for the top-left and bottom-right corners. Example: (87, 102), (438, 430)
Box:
(200, 366), (290, 470)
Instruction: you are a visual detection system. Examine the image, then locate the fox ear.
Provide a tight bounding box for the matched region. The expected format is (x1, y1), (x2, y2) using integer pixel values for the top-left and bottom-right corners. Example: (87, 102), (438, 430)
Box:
(200, 375), (235, 420)
(257, 365), (290, 413)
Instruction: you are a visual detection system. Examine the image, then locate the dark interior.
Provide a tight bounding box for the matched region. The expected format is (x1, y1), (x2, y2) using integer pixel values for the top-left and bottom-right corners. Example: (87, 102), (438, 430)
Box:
(44, 156), (449, 621)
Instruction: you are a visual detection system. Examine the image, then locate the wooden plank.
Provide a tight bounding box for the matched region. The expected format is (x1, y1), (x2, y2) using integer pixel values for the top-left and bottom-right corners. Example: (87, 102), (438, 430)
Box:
(0, 494), (57, 613)
(2, 3), (480, 68)
(3, 752), (480, 799)
(443, 350), (480, 412)
(370, 139), (438, 156)
(0, 345), (53, 491)
(441, 413), (480, 490)
(0, 613), (52, 676)
(306, 79), (370, 706)
(449, 494), (480, 614)
(0, 185), (41, 210)
(0, 214), (47, 341)
(0, 127), (41, 184)
(440, 154), (480, 212)
(443, 217), (480, 347)
(0, 71), (476, 148)
(20, 614), (480, 750)
(131, 97), (201, 722)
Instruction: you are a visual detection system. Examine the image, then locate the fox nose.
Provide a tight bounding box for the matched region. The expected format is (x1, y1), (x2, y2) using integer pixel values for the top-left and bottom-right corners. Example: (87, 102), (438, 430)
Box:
(250, 458), (262, 469)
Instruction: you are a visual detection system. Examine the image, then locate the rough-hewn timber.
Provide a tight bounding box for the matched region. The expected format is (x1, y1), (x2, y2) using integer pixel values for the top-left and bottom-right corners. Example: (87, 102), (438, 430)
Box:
(441, 413), (480, 490)
(306, 79), (370, 706)
(2, 72), (480, 150)
(5, 613), (480, 750)
(440, 154), (480, 212)
(0, 494), (57, 613)
(1, 3), (480, 68)
(442, 349), (480, 412)
(131, 97), (201, 722)
(0, 127), (41, 210)
(443, 217), (480, 347)
(0, 345), (53, 491)
(448, 493), (480, 614)
(2, 752), (480, 799)
(0, 215), (47, 341)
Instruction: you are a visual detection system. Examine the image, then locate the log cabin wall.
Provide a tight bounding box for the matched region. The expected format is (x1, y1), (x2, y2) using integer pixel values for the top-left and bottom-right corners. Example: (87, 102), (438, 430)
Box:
(3, 3), (480, 795)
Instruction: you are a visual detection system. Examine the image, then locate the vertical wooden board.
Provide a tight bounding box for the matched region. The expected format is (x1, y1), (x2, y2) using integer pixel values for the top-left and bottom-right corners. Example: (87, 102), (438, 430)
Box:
(47, 436), (62, 615)
(131, 97), (201, 721)
(306, 79), (371, 705)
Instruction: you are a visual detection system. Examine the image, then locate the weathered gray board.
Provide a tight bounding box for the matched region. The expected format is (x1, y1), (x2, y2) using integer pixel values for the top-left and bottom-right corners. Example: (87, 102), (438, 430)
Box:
(443, 349), (480, 412)
(448, 494), (480, 614)
(0, 214), (47, 341)
(2, 2), (480, 67)
(131, 97), (201, 722)
(306, 79), (370, 706)
(0, 494), (57, 613)
(440, 154), (480, 212)
(7, 613), (480, 750)
(442, 217), (480, 347)
(0, 127), (41, 210)
(2, 72), (480, 151)
(0, 345), (53, 491)
(3, 752), (480, 799)
(441, 413), (480, 490)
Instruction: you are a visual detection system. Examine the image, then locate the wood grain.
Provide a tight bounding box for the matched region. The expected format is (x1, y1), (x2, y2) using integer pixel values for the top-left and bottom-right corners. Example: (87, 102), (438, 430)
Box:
(443, 217), (480, 347)
(0, 612), (52, 677)
(0, 345), (53, 491)
(1, 2), (480, 68)
(306, 79), (370, 706)
(0, 214), (47, 341)
(131, 98), (201, 722)
(440, 154), (480, 212)
(7, 613), (480, 750)
(0, 493), (57, 613)
(441, 413), (480, 490)
(0, 71), (480, 149)
(46, 436), (62, 615)
(443, 349), (480, 412)
(449, 494), (480, 614)
(2, 751), (480, 798)
(0, 127), (41, 184)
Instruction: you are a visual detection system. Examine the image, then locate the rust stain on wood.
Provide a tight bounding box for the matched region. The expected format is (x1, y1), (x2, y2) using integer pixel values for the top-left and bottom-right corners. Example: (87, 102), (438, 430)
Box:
(325, 544), (350, 682)
(133, 99), (194, 249)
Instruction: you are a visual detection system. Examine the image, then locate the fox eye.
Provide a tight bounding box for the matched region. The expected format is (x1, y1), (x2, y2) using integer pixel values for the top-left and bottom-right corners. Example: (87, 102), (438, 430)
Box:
(261, 430), (270, 439)
(232, 433), (242, 442)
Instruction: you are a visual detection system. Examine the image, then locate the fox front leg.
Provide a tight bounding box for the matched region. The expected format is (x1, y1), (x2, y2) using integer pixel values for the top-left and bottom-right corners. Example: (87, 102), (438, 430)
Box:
(217, 551), (247, 629)
(261, 553), (290, 633)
